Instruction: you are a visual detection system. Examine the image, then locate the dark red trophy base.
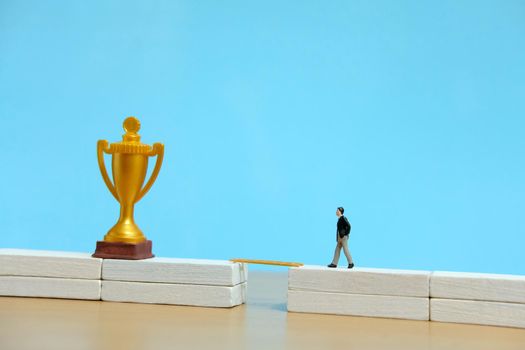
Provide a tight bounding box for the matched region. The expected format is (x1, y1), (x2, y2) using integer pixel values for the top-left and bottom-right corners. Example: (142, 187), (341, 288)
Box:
(92, 240), (154, 260)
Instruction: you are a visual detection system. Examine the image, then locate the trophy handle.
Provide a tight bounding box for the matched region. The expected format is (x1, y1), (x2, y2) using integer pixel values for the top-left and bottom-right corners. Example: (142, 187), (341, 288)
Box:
(135, 143), (164, 203)
(97, 140), (119, 201)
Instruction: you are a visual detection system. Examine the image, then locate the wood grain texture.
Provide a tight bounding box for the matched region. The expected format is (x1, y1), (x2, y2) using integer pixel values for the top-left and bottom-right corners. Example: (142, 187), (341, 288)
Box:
(0, 276), (101, 300)
(431, 298), (525, 329)
(431, 271), (525, 303)
(102, 257), (248, 286)
(289, 265), (430, 297)
(102, 280), (247, 307)
(288, 290), (429, 320)
(0, 249), (102, 279)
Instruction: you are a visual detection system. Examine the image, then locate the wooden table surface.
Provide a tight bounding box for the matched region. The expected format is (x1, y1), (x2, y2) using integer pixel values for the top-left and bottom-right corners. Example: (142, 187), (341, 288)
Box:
(1, 271), (524, 350)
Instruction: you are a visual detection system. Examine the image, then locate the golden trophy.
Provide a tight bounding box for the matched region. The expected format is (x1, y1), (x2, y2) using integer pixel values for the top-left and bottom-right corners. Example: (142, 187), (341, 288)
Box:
(92, 117), (164, 259)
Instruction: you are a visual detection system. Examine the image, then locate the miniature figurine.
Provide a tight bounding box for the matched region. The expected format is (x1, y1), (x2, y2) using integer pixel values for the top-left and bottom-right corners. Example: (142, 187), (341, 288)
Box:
(327, 207), (354, 269)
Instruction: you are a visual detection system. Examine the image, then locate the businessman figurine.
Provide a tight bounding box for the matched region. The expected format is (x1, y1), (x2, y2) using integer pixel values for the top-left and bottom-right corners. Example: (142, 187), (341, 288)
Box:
(328, 207), (354, 269)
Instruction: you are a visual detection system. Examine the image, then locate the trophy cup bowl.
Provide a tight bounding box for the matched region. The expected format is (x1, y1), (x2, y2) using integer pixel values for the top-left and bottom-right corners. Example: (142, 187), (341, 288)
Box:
(105, 152), (148, 243)
(93, 117), (164, 260)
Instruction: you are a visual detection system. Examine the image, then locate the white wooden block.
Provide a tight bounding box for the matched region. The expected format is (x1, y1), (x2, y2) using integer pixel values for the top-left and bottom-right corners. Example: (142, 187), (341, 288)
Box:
(288, 290), (429, 320)
(431, 271), (525, 304)
(0, 249), (102, 279)
(289, 265), (430, 297)
(0, 276), (101, 300)
(102, 258), (247, 286)
(431, 298), (525, 329)
(102, 280), (247, 308)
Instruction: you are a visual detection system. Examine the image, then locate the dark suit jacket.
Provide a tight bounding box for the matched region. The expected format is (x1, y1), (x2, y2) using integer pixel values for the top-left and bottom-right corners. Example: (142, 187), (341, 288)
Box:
(337, 215), (351, 238)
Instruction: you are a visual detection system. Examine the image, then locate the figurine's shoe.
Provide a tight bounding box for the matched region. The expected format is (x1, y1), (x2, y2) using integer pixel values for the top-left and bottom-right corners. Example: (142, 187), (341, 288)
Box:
(348, 263), (354, 269)
(327, 263), (337, 268)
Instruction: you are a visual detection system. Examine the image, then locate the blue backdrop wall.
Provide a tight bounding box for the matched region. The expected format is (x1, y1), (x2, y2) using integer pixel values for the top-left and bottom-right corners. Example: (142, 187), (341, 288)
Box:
(1, 0), (524, 273)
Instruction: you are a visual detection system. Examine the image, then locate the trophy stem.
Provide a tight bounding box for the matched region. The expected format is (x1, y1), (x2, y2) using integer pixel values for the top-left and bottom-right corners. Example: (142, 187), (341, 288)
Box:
(101, 201), (146, 244)
(119, 201), (135, 224)
(94, 201), (154, 260)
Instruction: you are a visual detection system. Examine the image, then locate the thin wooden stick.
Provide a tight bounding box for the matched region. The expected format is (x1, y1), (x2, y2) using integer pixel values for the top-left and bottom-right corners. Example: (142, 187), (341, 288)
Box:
(230, 258), (304, 267)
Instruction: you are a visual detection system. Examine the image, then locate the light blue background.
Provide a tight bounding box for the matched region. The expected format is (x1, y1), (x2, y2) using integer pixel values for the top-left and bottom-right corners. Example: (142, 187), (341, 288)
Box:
(1, 1), (524, 273)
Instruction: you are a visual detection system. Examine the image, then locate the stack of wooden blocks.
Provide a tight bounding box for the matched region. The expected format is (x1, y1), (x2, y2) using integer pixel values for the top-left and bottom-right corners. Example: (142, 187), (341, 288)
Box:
(0, 249), (102, 300)
(3, 249), (524, 328)
(430, 271), (525, 328)
(0, 249), (247, 308)
(288, 266), (525, 329)
(287, 266), (431, 321)
(101, 257), (247, 307)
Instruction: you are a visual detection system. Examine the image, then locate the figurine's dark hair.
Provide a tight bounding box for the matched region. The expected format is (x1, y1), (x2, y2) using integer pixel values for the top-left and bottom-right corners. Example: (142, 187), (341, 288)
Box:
(337, 207), (344, 214)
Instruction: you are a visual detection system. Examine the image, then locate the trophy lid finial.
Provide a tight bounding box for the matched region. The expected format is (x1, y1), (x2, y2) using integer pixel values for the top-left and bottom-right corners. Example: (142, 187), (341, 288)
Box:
(123, 116), (141, 142)
(106, 116), (153, 154)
